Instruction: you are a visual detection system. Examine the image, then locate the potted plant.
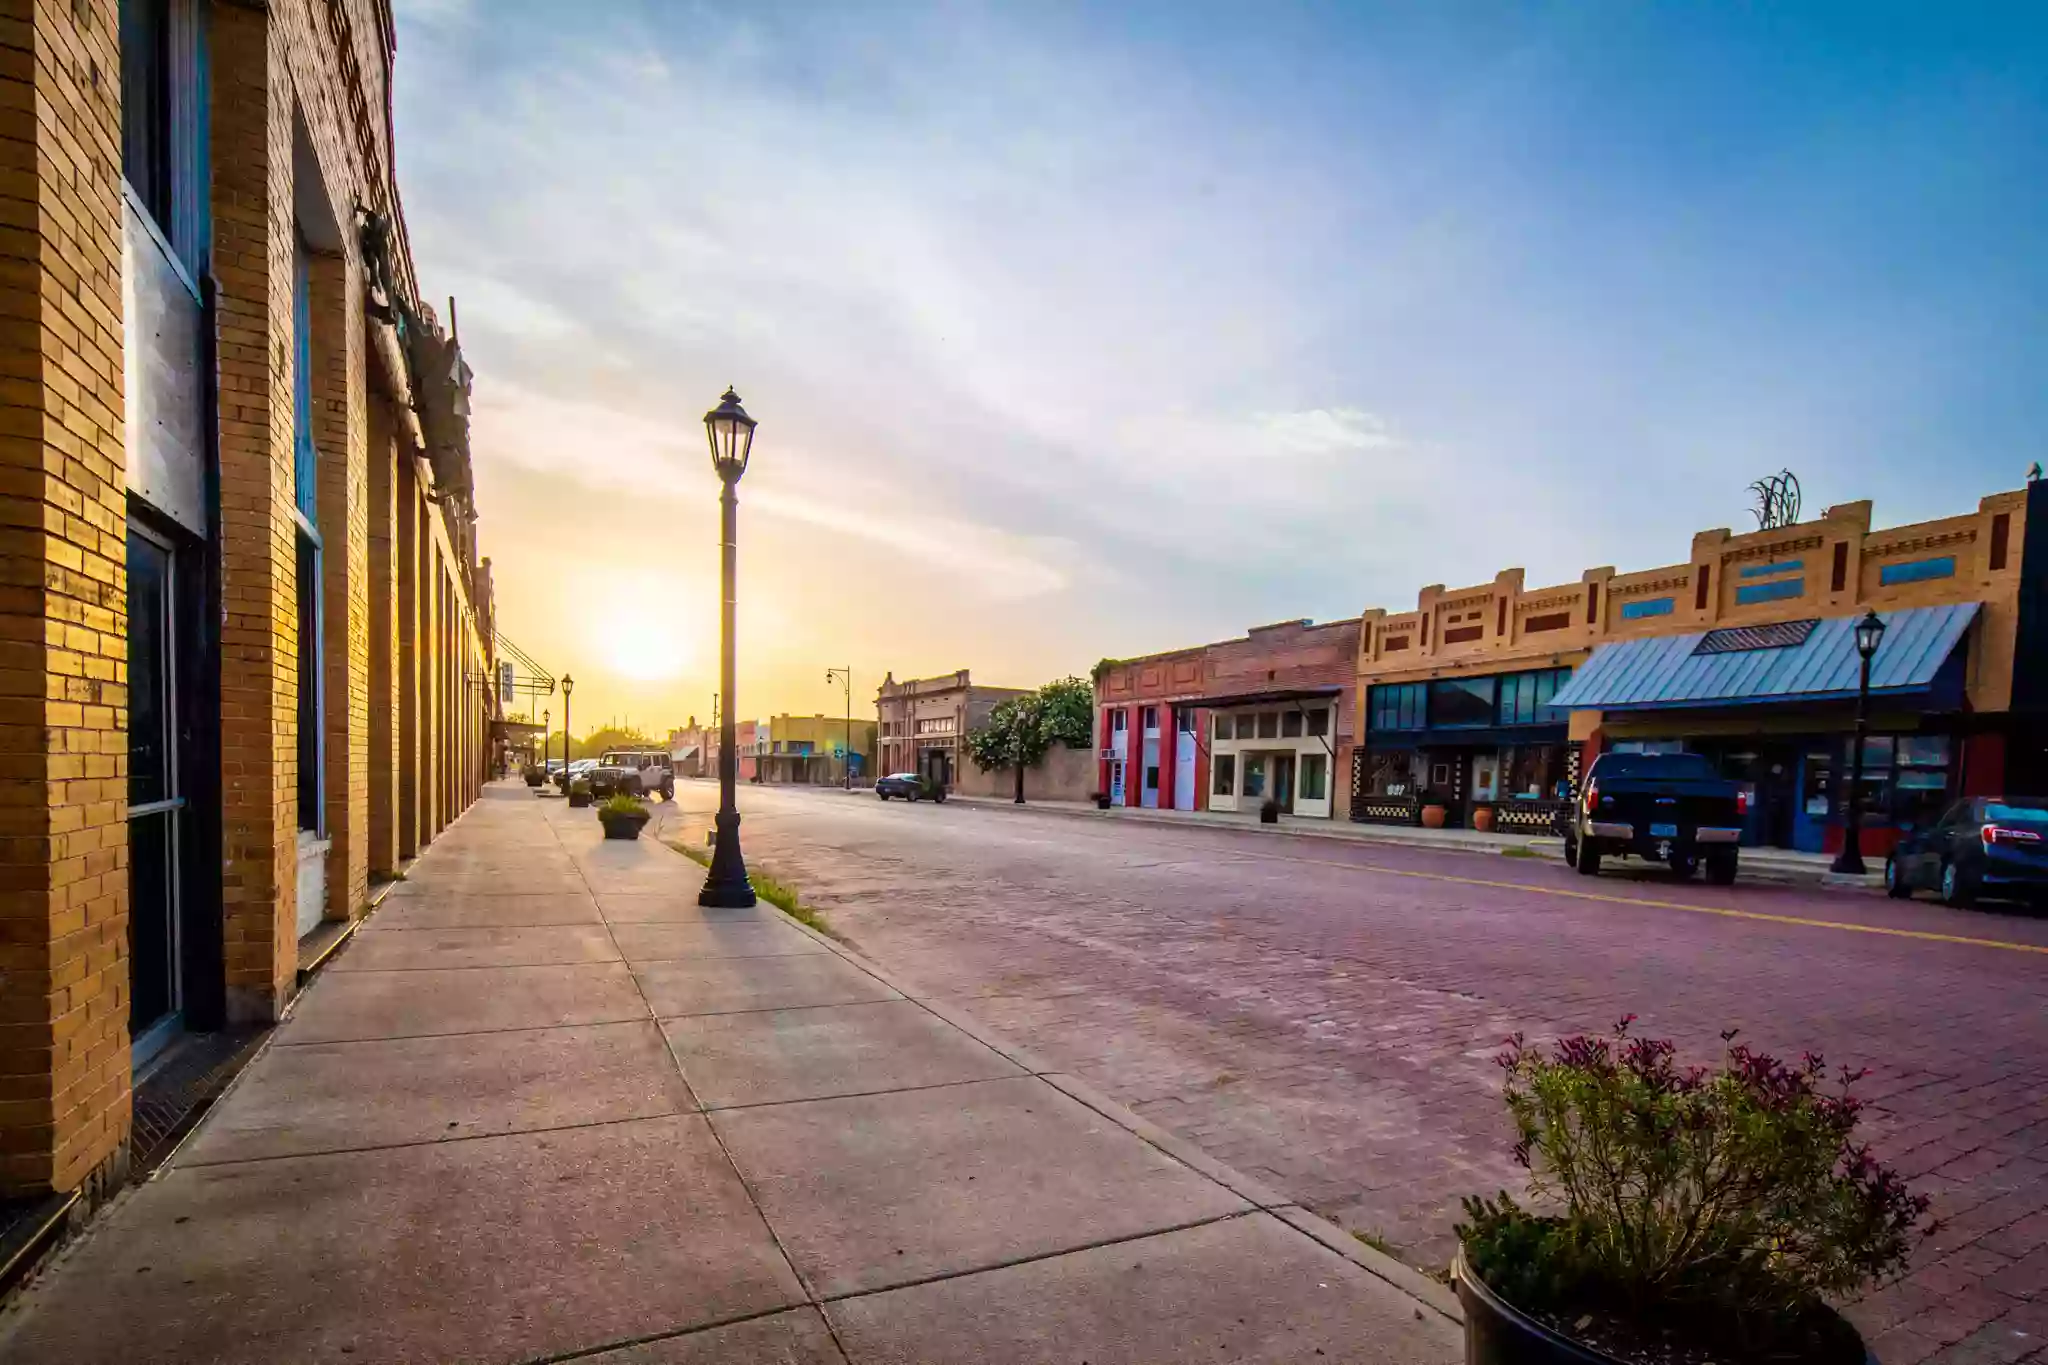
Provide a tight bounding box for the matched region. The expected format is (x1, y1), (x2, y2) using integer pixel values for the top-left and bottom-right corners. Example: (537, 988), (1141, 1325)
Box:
(566, 778), (594, 809)
(1094, 791), (1112, 810)
(1259, 797), (1281, 824)
(917, 775), (948, 804)
(522, 763), (545, 789)
(1420, 796), (1448, 828)
(597, 793), (650, 839)
(1454, 1018), (1929, 1365)
(1471, 803), (1496, 833)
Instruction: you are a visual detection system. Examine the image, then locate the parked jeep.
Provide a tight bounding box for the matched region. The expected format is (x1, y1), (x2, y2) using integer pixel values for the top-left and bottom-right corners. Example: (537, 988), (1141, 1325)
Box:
(587, 750), (675, 801)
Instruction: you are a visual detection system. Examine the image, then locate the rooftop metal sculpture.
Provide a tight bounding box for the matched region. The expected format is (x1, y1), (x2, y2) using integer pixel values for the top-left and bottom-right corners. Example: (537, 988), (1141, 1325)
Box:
(1748, 470), (1801, 531)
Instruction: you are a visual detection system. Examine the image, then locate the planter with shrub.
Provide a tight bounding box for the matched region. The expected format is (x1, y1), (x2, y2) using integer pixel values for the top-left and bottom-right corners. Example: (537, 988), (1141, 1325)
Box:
(1259, 797), (1281, 824)
(917, 775), (948, 804)
(597, 793), (650, 839)
(522, 764), (545, 789)
(566, 778), (594, 809)
(1095, 791), (1112, 810)
(1455, 1018), (1927, 1365)
(1421, 802), (1448, 829)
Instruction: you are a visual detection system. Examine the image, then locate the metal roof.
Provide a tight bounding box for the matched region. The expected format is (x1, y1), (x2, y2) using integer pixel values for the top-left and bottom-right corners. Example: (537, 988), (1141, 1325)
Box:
(1546, 603), (1980, 712)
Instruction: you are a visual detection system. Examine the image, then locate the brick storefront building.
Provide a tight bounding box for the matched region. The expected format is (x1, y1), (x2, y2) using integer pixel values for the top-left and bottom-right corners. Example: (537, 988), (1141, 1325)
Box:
(1094, 619), (1360, 818)
(0, 1), (495, 1204)
(876, 670), (1028, 788)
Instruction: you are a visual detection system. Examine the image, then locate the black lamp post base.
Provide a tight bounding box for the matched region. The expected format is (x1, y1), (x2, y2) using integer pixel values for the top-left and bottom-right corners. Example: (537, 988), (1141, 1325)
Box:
(698, 810), (757, 908)
(1830, 847), (1868, 876)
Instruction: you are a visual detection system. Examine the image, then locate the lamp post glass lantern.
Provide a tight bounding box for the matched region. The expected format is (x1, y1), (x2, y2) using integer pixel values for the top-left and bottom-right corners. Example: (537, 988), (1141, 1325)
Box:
(1832, 610), (1888, 876)
(701, 388), (758, 908)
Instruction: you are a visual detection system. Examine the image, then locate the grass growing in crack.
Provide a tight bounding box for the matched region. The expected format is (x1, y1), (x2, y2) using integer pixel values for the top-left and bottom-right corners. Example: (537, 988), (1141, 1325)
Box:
(1352, 1228), (1400, 1257)
(1499, 845), (1539, 859)
(665, 839), (840, 940)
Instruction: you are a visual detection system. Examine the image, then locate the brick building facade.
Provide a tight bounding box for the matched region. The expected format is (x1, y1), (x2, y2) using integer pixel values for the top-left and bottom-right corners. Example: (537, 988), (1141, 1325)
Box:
(1094, 619), (1361, 819)
(875, 670), (1028, 788)
(1353, 488), (2033, 854)
(0, 0), (494, 1202)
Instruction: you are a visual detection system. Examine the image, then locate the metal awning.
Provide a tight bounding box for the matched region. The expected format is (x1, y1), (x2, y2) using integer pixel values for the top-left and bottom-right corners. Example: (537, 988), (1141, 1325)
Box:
(1547, 603), (1979, 712)
(670, 745), (699, 762)
(1174, 686), (1343, 710)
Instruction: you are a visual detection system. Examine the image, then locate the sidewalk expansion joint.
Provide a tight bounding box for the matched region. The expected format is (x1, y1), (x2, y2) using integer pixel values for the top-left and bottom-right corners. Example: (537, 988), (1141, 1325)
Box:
(171, 1107), (697, 1170)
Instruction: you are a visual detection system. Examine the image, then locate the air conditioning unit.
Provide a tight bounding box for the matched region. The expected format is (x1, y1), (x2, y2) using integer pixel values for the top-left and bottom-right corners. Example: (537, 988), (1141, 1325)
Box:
(1099, 747), (1120, 760)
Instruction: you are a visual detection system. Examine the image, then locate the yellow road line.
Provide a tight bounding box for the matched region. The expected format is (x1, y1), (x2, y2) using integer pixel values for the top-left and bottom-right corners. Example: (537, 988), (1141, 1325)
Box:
(1227, 849), (2048, 956)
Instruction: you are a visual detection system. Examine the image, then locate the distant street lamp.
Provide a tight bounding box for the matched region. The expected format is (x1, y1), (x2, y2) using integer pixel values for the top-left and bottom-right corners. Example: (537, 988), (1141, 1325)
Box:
(701, 387), (758, 909)
(1831, 610), (1888, 876)
(542, 708), (550, 780)
(826, 667), (853, 790)
(561, 674), (575, 790)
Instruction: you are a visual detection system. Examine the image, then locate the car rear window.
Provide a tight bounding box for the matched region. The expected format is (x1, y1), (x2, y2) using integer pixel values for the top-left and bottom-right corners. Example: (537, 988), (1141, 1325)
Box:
(1986, 802), (2048, 823)
(1592, 753), (1718, 780)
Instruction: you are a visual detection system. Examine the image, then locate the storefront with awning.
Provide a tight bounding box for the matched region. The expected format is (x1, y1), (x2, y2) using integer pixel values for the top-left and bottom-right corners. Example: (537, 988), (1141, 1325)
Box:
(1547, 604), (1985, 854)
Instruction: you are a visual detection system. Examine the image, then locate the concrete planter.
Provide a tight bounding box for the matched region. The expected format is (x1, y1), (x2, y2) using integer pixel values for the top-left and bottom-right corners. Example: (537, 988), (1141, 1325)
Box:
(599, 809), (649, 840)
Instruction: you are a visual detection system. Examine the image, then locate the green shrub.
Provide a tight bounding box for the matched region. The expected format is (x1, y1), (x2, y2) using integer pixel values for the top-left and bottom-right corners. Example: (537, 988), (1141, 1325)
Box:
(599, 793), (646, 817)
(569, 778), (591, 797)
(1460, 1019), (1928, 1355)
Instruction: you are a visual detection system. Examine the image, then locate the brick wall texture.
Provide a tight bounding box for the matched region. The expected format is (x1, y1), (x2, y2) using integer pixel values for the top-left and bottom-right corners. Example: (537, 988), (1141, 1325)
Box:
(0, 0), (493, 1195)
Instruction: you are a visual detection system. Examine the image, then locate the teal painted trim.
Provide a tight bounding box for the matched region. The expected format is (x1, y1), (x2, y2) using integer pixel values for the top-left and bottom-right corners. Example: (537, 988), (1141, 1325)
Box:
(1735, 579), (1804, 606)
(1739, 559), (1804, 579)
(1879, 556), (1956, 586)
(1620, 597), (1675, 620)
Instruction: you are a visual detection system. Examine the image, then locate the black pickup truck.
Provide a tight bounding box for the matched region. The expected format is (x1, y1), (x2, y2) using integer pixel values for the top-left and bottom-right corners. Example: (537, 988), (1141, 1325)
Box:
(1566, 752), (1747, 884)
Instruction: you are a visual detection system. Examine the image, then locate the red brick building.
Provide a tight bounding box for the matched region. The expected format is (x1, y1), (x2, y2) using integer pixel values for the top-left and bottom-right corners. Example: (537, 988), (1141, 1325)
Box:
(1093, 618), (1360, 818)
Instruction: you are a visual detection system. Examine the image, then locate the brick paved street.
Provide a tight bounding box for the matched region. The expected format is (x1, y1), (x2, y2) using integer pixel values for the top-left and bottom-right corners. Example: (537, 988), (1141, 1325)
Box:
(666, 783), (2048, 1364)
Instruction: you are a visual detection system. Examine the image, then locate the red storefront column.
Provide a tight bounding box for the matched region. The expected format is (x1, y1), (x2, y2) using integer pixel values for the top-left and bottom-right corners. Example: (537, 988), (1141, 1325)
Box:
(1158, 708), (1177, 813)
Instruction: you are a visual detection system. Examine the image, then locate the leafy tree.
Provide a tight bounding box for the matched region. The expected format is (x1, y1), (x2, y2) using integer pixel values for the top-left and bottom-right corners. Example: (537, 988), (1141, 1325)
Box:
(966, 676), (1097, 804)
(571, 726), (656, 759)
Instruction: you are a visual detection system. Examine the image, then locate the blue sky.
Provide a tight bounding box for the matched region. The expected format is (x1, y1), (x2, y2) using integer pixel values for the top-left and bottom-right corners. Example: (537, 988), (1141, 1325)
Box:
(391, 1), (2048, 724)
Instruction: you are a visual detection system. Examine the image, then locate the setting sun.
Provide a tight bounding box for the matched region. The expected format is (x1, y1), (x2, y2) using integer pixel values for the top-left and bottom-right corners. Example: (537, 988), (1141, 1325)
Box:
(588, 575), (696, 682)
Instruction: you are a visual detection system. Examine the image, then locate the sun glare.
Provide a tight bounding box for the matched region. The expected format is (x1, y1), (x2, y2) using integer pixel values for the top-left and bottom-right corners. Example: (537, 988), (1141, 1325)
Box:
(589, 579), (695, 682)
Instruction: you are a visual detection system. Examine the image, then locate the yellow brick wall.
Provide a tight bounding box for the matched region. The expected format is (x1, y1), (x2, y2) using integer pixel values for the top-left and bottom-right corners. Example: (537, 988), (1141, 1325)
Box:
(0, 0), (133, 1194)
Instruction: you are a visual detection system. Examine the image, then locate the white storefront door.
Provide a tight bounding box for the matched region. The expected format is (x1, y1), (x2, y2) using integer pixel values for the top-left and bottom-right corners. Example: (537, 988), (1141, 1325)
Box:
(1174, 719), (1197, 810)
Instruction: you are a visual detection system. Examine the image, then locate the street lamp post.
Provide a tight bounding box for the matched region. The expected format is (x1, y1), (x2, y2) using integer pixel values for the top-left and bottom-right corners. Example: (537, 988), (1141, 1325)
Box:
(826, 667), (852, 790)
(1831, 610), (1888, 876)
(700, 387), (759, 909)
(561, 675), (575, 790)
(541, 709), (550, 788)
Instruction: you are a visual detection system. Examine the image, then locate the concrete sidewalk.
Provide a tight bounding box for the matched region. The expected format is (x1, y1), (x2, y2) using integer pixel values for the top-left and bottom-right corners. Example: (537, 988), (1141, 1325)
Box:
(1, 781), (1458, 1365)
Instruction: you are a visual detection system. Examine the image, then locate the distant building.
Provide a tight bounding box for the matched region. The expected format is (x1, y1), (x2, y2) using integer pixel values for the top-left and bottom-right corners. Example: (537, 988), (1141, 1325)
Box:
(876, 671), (1030, 786)
(759, 714), (879, 785)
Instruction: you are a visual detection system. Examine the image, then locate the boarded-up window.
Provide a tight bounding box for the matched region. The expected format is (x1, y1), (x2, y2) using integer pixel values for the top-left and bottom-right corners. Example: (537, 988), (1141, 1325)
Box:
(1383, 635), (1411, 652)
(1497, 598), (1508, 636)
(1525, 612), (1570, 633)
(1694, 566), (1710, 611)
(1444, 626), (1483, 644)
(1831, 542), (1849, 593)
(1992, 513), (2011, 571)
(1585, 583), (1600, 625)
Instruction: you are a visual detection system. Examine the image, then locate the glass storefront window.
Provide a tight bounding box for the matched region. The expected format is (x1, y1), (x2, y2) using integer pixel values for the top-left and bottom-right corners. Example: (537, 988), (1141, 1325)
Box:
(1282, 710), (1304, 738)
(1368, 751), (1421, 797)
(1243, 754), (1267, 798)
(1369, 683), (1425, 732)
(1301, 753), (1327, 801)
(1213, 754), (1235, 795)
(1214, 714), (1233, 741)
(1257, 712), (1280, 739)
(1502, 744), (1566, 800)
(1306, 707), (1329, 736)
(1429, 677), (1495, 728)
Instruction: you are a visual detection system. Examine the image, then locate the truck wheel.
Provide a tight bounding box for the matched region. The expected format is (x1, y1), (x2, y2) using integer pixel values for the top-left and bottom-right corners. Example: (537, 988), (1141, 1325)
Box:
(1705, 849), (1738, 886)
(1669, 851), (1698, 880)
(1575, 840), (1602, 876)
(661, 783), (674, 802)
(1884, 857), (1911, 899)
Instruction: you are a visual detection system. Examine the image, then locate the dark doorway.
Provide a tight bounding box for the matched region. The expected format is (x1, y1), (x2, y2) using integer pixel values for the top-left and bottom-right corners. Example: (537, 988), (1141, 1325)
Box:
(1273, 754), (1297, 811)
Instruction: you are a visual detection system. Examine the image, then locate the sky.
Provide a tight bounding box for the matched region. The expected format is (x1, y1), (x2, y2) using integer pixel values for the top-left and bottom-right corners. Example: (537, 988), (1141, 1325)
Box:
(390, 0), (2048, 735)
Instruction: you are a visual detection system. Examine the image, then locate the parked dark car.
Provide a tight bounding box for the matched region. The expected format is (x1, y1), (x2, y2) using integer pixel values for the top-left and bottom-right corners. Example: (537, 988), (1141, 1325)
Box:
(876, 772), (940, 802)
(1887, 796), (2048, 907)
(1566, 752), (1747, 884)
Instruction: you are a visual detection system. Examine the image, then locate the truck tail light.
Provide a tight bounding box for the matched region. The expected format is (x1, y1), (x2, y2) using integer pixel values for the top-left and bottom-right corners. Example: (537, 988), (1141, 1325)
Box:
(1582, 778), (1599, 815)
(1735, 788), (1751, 816)
(1982, 824), (2043, 847)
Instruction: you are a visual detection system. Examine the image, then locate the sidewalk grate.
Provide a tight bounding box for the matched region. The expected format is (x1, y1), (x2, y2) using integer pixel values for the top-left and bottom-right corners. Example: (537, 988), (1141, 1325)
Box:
(130, 1030), (268, 1178)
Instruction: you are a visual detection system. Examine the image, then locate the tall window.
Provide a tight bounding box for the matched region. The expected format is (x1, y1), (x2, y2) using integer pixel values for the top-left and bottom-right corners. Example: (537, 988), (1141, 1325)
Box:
(292, 233), (323, 835)
(120, 0), (207, 279)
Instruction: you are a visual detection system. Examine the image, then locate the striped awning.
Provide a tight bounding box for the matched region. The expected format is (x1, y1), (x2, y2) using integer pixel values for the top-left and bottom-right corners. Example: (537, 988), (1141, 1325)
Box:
(1547, 603), (1979, 712)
